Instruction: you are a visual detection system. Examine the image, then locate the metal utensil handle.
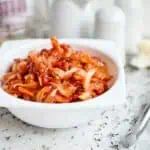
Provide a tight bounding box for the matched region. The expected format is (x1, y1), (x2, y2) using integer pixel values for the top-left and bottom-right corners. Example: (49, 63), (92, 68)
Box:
(122, 104), (150, 148)
(131, 104), (150, 139)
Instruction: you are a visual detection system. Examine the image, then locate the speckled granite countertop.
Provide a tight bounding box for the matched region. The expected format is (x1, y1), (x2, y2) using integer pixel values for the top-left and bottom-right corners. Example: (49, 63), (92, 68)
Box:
(1, 41), (150, 150)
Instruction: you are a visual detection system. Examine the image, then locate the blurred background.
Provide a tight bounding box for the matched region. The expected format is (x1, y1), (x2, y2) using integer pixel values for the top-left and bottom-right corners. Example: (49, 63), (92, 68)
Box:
(0, 0), (150, 64)
(0, 0), (150, 39)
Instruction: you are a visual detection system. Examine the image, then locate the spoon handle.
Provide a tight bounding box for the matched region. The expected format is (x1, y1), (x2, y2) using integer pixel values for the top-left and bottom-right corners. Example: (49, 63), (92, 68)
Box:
(133, 104), (150, 137)
(122, 104), (150, 148)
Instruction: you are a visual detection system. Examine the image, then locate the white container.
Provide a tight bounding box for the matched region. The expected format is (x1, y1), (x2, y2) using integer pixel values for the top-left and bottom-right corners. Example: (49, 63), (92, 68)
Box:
(0, 39), (125, 128)
(116, 0), (143, 54)
(94, 6), (126, 66)
(80, 1), (95, 38)
(50, 0), (81, 38)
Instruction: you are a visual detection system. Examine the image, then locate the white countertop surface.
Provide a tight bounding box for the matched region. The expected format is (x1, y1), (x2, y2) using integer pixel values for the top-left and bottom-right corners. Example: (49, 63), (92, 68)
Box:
(0, 40), (150, 150)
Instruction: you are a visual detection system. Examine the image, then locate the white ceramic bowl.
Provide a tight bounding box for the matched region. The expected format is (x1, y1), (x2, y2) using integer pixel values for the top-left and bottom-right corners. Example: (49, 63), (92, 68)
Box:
(0, 39), (125, 128)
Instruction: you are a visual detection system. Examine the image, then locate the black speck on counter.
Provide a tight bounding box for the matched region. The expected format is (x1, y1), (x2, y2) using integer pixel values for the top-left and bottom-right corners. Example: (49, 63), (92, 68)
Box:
(2, 129), (8, 132)
(96, 138), (101, 142)
(108, 133), (119, 138)
(5, 136), (11, 141)
(41, 145), (50, 150)
(96, 143), (100, 148)
(104, 122), (108, 125)
(128, 128), (131, 132)
(12, 115), (17, 119)
(0, 111), (10, 117)
(123, 118), (129, 122)
(18, 135), (22, 138)
(33, 130), (39, 134)
(110, 144), (119, 150)
(94, 137), (101, 142)
(22, 121), (31, 127)
(130, 117), (138, 125)
(88, 122), (92, 126)
(94, 133), (99, 136)
(125, 64), (138, 72)
(16, 132), (25, 138)
(96, 128), (102, 132)
(70, 136), (74, 140)
(99, 122), (107, 129)
(52, 129), (56, 132)
(105, 116), (109, 119)
(117, 122), (121, 126)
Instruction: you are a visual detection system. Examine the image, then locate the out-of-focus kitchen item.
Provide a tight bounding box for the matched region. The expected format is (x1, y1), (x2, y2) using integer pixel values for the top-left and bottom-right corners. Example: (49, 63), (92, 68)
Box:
(0, 39), (125, 128)
(32, 0), (51, 38)
(116, 0), (143, 54)
(131, 40), (150, 68)
(72, 0), (95, 38)
(121, 104), (150, 148)
(79, 1), (95, 38)
(25, 0), (51, 38)
(0, 0), (27, 39)
(50, 0), (95, 38)
(50, 0), (81, 38)
(94, 6), (126, 66)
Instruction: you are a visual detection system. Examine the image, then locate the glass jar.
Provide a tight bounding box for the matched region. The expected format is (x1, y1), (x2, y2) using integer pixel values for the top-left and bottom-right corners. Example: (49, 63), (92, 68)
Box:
(0, 0), (27, 40)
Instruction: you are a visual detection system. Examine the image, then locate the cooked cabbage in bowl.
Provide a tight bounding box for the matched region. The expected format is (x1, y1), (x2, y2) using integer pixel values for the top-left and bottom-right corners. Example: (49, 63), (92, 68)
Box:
(1, 37), (112, 103)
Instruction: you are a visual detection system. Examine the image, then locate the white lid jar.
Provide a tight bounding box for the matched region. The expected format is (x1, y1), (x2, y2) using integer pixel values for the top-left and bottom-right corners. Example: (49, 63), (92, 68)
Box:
(94, 6), (126, 66)
(50, 0), (81, 38)
(116, 0), (143, 54)
(80, 1), (95, 38)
